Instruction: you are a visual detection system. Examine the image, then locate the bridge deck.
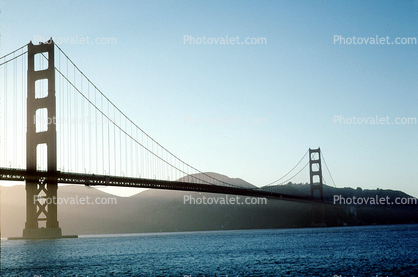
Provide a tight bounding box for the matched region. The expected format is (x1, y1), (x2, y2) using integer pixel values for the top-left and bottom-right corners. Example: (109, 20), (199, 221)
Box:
(0, 168), (323, 204)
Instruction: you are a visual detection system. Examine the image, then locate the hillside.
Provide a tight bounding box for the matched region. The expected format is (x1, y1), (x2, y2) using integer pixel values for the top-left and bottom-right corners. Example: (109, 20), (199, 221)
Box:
(1, 173), (418, 238)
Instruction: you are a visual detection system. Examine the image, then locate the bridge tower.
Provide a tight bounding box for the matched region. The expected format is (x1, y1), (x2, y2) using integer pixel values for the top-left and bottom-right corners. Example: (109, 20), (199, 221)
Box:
(22, 40), (62, 238)
(309, 147), (326, 227)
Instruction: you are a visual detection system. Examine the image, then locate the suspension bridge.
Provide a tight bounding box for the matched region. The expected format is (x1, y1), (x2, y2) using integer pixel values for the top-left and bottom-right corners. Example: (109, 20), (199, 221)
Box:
(0, 40), (336, 239)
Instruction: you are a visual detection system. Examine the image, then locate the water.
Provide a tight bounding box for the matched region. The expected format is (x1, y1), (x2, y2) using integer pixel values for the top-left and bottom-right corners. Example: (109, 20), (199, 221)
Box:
(1, 224), (418, 276)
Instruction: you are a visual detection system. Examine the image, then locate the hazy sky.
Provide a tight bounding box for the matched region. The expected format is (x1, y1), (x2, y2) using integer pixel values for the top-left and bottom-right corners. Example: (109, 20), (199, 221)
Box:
(1, 0), (417, 197)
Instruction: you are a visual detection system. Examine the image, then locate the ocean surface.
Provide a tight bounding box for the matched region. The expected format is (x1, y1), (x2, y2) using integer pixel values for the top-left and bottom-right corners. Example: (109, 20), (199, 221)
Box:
(1, 224), (418, 276)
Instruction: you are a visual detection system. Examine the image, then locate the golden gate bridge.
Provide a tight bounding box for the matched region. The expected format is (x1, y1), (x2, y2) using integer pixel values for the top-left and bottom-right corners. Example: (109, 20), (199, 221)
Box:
(0, 40), (336, 239)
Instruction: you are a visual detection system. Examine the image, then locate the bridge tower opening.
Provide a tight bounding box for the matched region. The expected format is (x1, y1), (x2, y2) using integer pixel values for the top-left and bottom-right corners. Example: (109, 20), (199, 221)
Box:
(22, 40), (63, 238)
(309, 147), (326, 227)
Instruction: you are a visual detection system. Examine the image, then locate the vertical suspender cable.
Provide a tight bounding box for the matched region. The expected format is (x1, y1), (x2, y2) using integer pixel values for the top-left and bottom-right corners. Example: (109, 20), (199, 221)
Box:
(4, 62), (6, 166)
(114, 106), (116, 175)
(13, 53), (17, 167)
(88, 84), (90, 173)
(66, 57), (69, 170)
(81, 69), (84, 173)
(107, 99), (111, 175)
(101, 95), (104, 174)
(22, 50), (25, 168)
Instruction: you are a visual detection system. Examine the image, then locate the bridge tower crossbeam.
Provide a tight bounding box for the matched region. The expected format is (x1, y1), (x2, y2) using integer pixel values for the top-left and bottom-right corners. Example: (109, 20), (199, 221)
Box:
(309, 147), (326, 227)
(21, 40), (67, 239)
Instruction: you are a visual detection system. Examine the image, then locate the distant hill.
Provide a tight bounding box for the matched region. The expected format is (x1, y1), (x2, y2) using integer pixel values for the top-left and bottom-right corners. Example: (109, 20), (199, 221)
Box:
(260, 183), (310, 198)
(263, 182), (418, 225)
(2, 173), (418, 238)
(177, 172), (257, 189)
(270, 182), (415, 202)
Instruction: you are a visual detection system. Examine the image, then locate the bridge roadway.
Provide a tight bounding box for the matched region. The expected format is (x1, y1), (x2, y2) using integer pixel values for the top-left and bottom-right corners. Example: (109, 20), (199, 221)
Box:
(0, 168), (323, 204)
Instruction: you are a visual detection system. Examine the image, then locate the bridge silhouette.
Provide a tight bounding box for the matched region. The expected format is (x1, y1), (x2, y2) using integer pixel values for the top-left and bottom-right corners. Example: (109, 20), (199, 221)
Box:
(0, 40), (332, 239)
